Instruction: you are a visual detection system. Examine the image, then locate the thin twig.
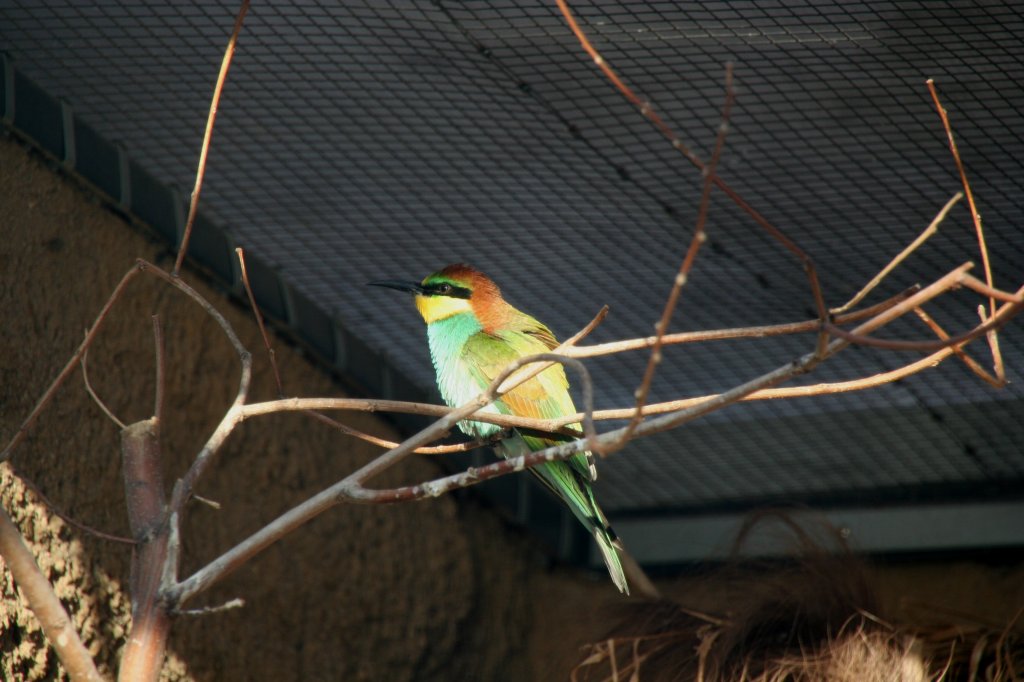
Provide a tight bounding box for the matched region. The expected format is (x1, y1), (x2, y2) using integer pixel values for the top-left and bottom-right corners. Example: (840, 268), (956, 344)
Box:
(192, 493), (222, 510)
(959, 274), (1023, 304)
(236, 247), (284, 396)
(1, 263), (144, 461)
(173, 0), (251, 276)
(141, 262), (253, 513)
(977, 303), (1007, 384)
(913, 307), (1004, 388)
(926, 79), (994, 318)
(9, 465), (135, 545)
(305, 408), (499, 454)
(612, 62), (734, 452)
(833, 192), (962, 313)
(0, 504), (105, 681)
(240, 397), (571, 436)
(928, 79), (1006, 386)
(152, 315), (165, 431)
(825, 303), (1019, 352)
(582, 279), (1016, 416)
(174, 598), (245, 617)
(555, 0), (832, 345)
(81, 342), (127, 430)
(566, 287), (918, 358)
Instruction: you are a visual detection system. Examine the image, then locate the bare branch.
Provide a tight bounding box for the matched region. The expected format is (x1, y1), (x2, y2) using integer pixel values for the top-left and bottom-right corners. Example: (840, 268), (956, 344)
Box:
(434, 264), (1007, 434)
(305, 408), (500, 455)
(81, 342), (127, 430)
(191, 493), (222, 510)
(959, 274), (1024, 304)
(8, 465), (134, 545)
(492, 267), (1011, 447)
(122, 420), (167, 544)
(927, 78), (1007, 388)
(575, 285), (1022, 424)
(119, 419), (172, 682)
(612, 62), (735, 452)
(913, 307), (1004, 388)
(235, 287), (929, 436)
(825, 298), (1020, 352)
(566, 287), (919, 359)
(174, 598), (245, 617)
(236, 247), (284, 396)
(2, 262), (144, 461)
(0, 504), (105, 681)
(174, 0), (251, 276)
(141, 261), (252, 511)
(164, 348), (599, 606)
(926, 79), (994, 318)
(241, 396), (576, 437)
(152, 315), (165, 431)
(976, 303), (1008, 384)
(833, 192), (962, 313)
(555, 0), (831, 342)
(165, 270), (987, 605)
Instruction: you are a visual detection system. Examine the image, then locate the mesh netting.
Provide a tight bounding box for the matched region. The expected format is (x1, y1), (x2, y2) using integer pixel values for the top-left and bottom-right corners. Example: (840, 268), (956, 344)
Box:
(3, 1), (1022, 517)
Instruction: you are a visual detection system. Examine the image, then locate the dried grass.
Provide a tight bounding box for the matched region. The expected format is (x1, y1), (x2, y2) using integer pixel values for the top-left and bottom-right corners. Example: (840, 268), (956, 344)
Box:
(572, 513), (1023, 682)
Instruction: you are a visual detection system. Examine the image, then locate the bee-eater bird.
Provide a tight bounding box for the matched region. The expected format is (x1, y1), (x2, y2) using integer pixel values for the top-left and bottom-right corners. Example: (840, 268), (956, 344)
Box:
(370, 264), (628, 594)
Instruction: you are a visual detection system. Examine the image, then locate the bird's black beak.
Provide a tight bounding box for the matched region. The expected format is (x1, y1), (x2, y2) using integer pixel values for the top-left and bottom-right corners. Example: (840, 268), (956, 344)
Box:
(368, 279), (426, 295)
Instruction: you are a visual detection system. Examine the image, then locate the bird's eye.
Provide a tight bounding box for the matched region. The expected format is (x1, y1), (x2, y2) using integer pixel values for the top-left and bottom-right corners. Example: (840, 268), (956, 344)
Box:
(437, 283), (452, 295)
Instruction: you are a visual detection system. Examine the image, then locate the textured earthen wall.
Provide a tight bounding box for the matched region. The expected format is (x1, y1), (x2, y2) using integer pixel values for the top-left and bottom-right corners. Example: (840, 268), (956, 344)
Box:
(0, 134), (617, 680)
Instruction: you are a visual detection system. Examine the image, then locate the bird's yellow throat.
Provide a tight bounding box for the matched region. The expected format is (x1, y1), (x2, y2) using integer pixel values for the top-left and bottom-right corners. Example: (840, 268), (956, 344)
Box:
(415, 293), (473, 324)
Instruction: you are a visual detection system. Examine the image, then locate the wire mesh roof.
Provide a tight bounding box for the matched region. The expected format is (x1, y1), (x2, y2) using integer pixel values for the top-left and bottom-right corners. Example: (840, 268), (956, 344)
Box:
(3, 1), (1022, 560)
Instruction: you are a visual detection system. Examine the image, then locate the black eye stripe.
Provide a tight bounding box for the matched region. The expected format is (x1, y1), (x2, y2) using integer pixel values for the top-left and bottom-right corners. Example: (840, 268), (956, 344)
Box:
(426, 282), (471, 299)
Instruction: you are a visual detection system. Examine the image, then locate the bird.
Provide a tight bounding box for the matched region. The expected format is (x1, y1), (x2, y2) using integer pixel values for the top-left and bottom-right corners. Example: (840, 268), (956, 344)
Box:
(370, 263), (629, 594)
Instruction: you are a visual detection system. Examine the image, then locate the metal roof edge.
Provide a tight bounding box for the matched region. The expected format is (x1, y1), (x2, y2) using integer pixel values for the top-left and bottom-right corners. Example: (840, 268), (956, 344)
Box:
(607, 498), (1024, 568)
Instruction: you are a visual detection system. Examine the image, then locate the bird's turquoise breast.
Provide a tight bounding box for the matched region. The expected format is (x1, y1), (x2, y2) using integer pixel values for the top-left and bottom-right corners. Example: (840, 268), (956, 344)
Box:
(426, 312), (504, 439)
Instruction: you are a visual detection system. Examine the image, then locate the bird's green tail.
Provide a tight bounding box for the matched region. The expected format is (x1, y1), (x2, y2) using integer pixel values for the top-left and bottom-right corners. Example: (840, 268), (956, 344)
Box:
(497, 434), (630, 594)
(591, 524), (629, 595)
(583, 485), (629, 595)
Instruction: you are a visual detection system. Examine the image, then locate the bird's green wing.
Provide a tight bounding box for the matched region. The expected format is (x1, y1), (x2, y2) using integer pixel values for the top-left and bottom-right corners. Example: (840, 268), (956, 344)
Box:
(461, 326), (595, 481)
(462, 326), (628, 594)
